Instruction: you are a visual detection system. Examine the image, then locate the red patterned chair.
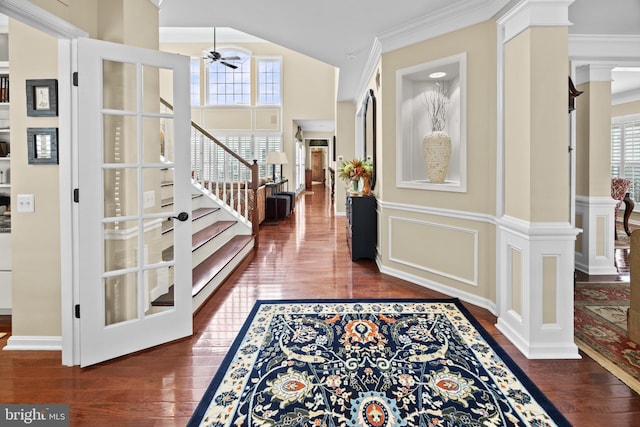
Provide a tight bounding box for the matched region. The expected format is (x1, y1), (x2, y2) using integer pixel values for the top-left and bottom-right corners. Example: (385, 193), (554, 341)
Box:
(611, 178), (634, 239)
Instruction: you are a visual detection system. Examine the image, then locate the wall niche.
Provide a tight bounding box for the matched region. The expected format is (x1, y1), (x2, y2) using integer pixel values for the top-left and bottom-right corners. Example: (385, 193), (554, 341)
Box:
(396, 52), (467, 192)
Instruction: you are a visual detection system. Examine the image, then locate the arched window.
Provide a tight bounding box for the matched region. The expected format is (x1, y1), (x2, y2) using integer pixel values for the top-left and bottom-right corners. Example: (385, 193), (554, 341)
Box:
(206, 48), (251, 105)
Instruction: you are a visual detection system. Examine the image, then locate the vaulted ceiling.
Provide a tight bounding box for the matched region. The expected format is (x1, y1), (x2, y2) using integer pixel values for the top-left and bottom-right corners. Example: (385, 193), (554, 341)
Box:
(158, 0), (640, 108)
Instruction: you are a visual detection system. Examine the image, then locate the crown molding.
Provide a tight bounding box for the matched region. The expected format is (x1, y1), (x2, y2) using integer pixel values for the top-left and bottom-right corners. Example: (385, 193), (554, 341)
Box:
(355, 37), (382, 105)
(613, 88), (640, 106)
(497, 0), (574, 43)
(575, 64), (614, 85)
(569, 34), (640, 62)
(355, 0), (511, 104)
(0, 0), (88, 38)
(378, 0), (511, 54)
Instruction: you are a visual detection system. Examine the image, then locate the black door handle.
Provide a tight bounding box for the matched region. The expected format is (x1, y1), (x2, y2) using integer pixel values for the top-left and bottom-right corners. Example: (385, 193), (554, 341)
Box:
(169, 212), (189, 222)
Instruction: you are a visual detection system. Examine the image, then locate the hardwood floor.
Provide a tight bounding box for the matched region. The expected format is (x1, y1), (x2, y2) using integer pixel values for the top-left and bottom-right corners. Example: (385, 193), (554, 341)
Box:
(1, 183), (639, 426)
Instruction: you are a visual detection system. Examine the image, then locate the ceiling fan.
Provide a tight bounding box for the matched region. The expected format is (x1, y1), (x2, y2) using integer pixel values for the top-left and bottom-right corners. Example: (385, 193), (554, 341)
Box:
(203, 27), (241, 69)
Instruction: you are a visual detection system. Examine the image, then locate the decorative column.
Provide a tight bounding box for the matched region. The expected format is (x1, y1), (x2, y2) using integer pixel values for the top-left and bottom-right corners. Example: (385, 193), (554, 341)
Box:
(573, 65), (617, 275)
(496, 0), (580, 359)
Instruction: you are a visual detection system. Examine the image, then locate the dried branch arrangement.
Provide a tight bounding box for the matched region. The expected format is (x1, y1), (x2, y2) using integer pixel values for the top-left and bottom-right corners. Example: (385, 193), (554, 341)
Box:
(423, 81), (449, 132)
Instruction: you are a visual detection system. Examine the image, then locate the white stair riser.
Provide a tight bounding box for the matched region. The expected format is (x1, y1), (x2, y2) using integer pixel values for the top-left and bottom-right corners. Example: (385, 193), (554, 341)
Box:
(191, 242), (254, 313)
(192, 226), (237, 268)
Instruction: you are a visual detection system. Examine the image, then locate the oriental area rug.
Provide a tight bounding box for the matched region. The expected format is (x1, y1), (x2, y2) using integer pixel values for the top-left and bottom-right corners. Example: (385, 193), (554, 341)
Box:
(574, 281), (640, 394)
(188, 299), (570, 427)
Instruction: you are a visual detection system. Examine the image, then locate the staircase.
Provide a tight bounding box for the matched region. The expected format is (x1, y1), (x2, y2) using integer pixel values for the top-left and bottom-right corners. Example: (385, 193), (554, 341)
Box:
(154, 99), (259, 313)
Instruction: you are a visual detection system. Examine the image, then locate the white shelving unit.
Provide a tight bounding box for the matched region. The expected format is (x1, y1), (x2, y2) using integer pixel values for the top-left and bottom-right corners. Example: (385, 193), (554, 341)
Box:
(0, 16), (10, 314)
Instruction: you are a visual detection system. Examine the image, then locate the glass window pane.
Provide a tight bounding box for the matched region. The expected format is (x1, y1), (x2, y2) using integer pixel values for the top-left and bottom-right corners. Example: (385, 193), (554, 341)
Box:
(143, 117), (165, 164)
(191, 58), (201, 106)
(104, 168), (138, 218)
(257, 59), (282, 105)
(145, 266), (174, 315)
(104, 272), (138, 326)
(143, 168), (169, 215)
(103, 60), (137, 111)
(104, 220), (138, 272)
(104, 114), (137, 164)
(142, 65), (165, 113)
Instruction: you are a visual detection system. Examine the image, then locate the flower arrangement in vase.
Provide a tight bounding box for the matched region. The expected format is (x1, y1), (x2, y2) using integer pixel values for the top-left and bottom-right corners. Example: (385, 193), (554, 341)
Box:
(422, 80), (451, 183)
(339, 158), (373, 195)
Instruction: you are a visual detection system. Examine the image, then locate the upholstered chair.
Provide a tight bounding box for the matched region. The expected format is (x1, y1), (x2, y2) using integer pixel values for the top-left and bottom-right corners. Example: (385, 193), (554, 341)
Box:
(611, 178), (633, 239)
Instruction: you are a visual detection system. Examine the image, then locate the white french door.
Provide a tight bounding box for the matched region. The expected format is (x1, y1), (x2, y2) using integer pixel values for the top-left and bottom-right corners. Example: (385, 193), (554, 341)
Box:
(76, 37), (192, 367)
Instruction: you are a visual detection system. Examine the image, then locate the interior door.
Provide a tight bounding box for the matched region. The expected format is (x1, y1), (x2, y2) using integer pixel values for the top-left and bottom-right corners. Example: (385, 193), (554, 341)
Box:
(76, 37), (192, 367)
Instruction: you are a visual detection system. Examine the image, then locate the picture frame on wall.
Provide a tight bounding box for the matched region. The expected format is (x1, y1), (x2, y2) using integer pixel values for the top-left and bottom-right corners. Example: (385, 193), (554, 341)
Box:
(26, 79), (58, 117)
(27, 127), (58, 165)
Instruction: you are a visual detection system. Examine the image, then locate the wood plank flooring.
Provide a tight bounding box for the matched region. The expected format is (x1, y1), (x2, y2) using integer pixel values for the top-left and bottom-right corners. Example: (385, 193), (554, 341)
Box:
(1, 183), (639, 426)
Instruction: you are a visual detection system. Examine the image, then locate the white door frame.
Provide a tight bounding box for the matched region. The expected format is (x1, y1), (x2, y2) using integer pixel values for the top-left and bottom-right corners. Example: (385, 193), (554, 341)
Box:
(0, 0), (88, 365)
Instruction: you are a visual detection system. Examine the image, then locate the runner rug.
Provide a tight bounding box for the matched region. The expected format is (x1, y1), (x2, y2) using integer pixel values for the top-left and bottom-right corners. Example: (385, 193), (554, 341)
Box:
(188, 299), (570, 427)
(574, 281), (640, 393)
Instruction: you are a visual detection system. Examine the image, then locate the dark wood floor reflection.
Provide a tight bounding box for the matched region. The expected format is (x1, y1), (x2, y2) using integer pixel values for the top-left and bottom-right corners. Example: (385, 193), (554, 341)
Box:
(1, 183), (639, 426)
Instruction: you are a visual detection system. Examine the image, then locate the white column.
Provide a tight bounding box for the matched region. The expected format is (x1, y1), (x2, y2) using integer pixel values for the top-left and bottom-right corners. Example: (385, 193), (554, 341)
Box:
(496, 0), (580, 359)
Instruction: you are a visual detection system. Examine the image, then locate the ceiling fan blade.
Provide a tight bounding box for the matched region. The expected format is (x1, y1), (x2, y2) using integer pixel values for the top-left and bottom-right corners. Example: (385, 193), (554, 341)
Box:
(221, 56), (241, 61)
(221, 61), (238, 69)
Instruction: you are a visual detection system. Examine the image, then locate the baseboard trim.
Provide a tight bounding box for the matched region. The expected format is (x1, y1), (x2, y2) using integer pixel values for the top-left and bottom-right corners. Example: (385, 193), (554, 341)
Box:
(3, 335), (62, 351)
(377, 261), (497, 316)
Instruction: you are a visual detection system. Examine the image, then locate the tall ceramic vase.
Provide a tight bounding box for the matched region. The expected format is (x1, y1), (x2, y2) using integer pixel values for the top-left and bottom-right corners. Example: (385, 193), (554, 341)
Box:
(423, 131), (451, 183)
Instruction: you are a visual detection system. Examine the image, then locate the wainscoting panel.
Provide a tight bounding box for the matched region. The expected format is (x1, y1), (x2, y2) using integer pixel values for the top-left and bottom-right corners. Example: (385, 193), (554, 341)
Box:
(254, 109), (281, 131)
(388, 216), (478, 286)
(201, 109), (252, 130)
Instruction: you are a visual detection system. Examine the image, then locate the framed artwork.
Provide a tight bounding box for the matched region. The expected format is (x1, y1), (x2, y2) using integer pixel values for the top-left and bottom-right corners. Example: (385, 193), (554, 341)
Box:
(333, 136), (336, 162)
(27, 127), (58, 165)
(26, 79), (58, 117)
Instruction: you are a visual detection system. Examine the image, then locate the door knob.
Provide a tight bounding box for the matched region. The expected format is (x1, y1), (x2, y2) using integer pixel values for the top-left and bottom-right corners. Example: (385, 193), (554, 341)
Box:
(169, 212), (189, 222)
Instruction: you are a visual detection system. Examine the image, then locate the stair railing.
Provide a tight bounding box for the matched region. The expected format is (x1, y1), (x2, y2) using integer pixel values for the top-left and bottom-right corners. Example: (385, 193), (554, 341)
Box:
(160, 98), (260, 245)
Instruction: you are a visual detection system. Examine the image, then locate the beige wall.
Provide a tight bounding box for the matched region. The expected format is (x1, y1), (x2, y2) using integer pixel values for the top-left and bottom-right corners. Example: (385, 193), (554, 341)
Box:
(381, 21), (497, 213)
(335, 101), (356, 214)
(28, 0), (98, 36)
(371, 21), (497, 302)
(612, 100), (640, 118)
(9, 0), (156, 337)
(575, 81), (613, 198)
(9, 19), (63, 336)
(504, 27), (570, 222)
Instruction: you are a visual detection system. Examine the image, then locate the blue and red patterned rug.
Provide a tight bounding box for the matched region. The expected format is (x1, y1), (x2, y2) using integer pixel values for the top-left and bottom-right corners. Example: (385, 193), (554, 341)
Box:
(188, 299), (570, 426)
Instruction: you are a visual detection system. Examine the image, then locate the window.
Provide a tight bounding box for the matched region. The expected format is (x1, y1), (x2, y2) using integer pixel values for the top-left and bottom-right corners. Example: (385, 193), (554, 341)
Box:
(190, 58), (201, 106)
(206, 49), (250, 105)
(211, 134), (282, 180)
(254, 134), (283, 178)
(611, 115), (640, 201)
(257, 58), (282, 105)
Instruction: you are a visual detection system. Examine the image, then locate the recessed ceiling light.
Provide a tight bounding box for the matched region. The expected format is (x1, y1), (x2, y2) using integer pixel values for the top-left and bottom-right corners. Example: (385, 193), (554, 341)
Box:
(429, 71), (447, 79)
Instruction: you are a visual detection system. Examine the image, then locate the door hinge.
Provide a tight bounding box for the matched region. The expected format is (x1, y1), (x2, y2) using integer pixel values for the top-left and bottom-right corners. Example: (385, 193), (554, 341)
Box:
(73, 72), (78, 87)
(73, 188), (79, 203)
(74, 304), (80, 319)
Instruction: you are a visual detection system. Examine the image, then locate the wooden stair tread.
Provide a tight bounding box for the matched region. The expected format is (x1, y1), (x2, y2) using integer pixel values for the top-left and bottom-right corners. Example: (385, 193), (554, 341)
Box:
(192, 221), (236, 251)
(192, 235), (252, 296)
(192, 207), (219, 220)
(162, 220), (237, 261)
(152, 234), (252, 306)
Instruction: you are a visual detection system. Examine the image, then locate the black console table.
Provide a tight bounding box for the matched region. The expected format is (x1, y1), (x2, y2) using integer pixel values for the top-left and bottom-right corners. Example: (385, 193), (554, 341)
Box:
(346, 194), (377, 261)
(265, 179), (288, 197)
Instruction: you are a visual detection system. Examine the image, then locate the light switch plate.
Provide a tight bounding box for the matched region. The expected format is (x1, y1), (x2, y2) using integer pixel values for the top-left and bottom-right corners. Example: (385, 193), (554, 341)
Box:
(143, 190), (156, 209)
(17, 194), (35, 213)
